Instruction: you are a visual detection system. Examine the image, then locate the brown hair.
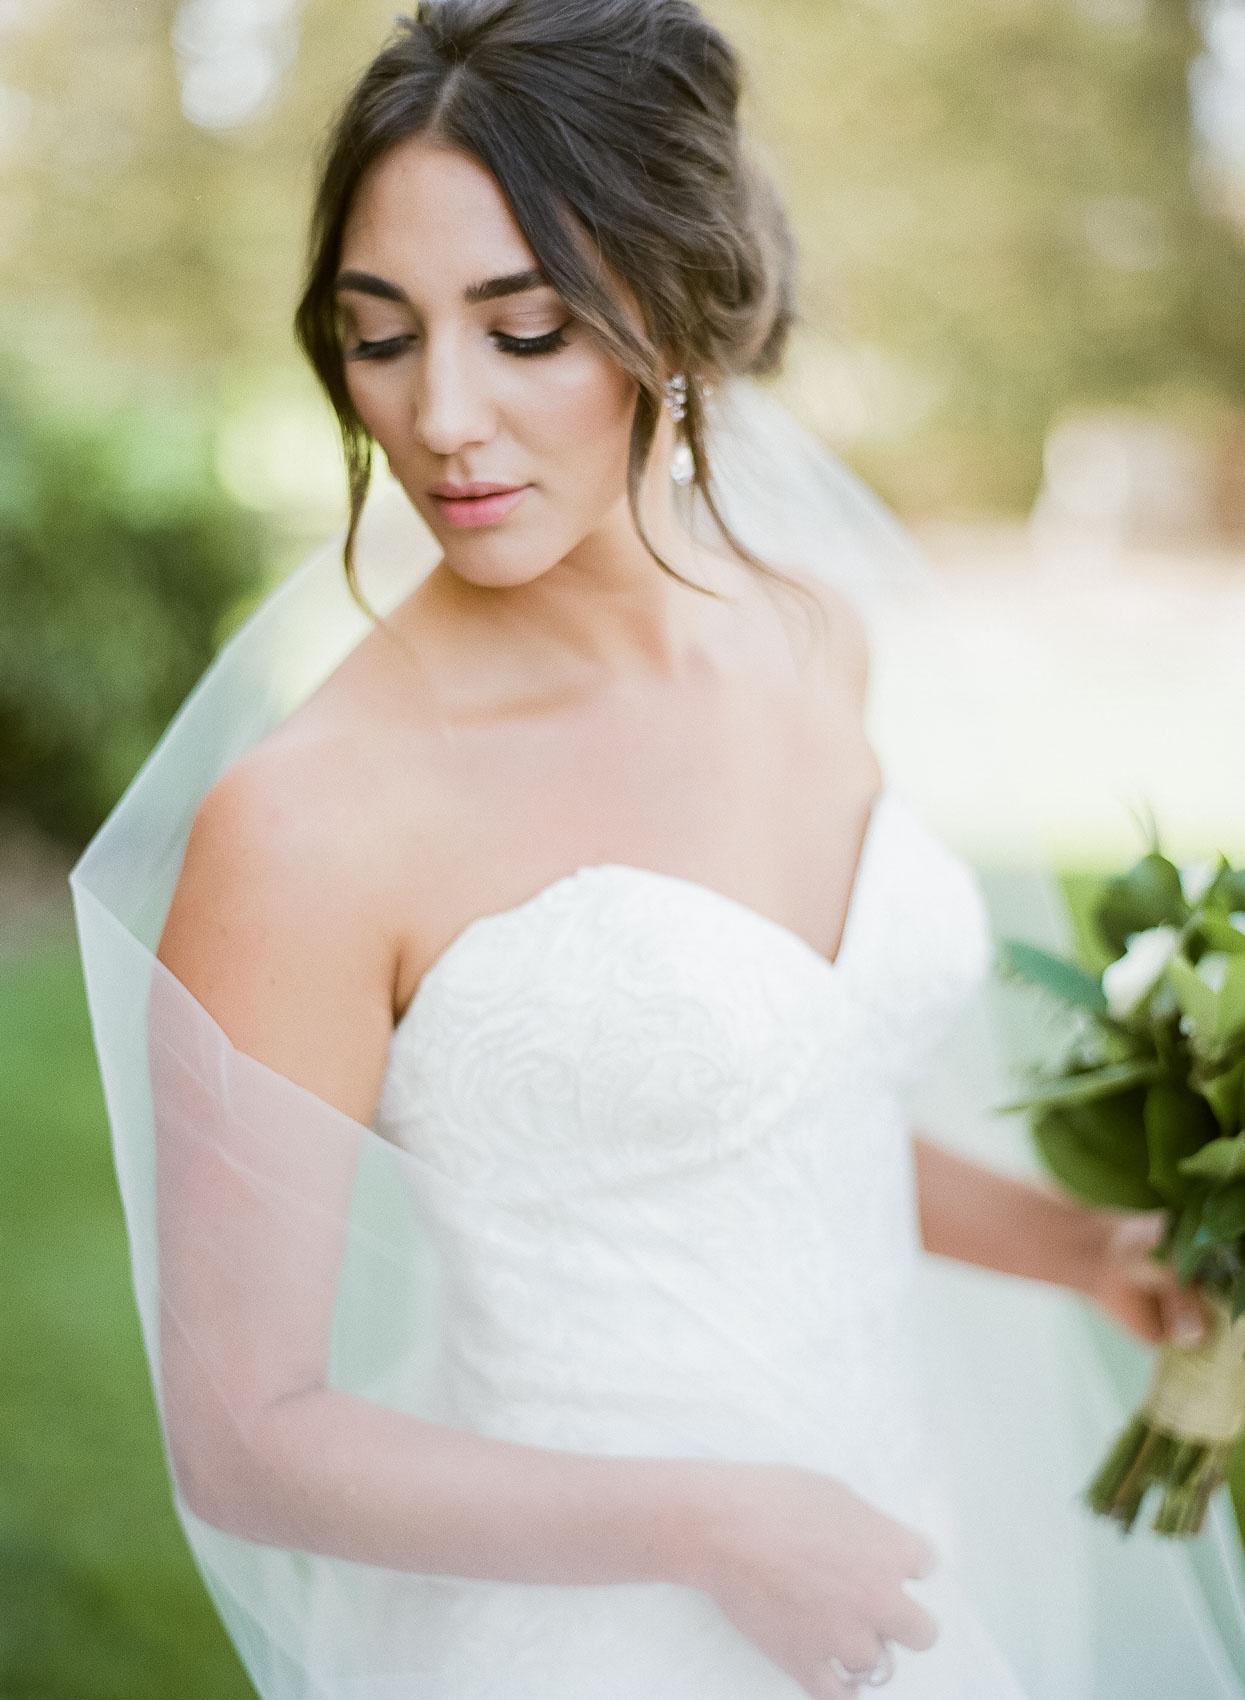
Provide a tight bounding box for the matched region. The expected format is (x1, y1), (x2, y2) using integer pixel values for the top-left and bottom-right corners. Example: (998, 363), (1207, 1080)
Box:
(294, 0), (821, 635)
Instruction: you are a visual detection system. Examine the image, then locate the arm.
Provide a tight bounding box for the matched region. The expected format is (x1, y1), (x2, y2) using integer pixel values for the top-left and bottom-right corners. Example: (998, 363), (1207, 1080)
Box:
(911, 1131), (1215, 1347)
(230, 1393), (711, 1583)
(153, 756), (710, 1587)
(910, 1128), (1107, 1294)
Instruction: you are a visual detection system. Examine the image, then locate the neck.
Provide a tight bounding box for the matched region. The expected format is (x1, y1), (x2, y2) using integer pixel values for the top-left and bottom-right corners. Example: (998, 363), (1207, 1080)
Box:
(437, 464), (751, 688)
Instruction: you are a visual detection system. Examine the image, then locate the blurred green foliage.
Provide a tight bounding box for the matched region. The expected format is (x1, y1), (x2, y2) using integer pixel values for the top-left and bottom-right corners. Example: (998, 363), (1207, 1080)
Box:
(0, 366), (268, 846)
(2, 0), (1241, 520)
(0, 926), (254, 1699)
(0, 0), (1241, 847)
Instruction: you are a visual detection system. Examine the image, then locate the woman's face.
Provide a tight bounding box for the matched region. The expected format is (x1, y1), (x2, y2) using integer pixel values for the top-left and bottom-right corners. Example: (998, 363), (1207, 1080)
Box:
(335, 138), (651, 588)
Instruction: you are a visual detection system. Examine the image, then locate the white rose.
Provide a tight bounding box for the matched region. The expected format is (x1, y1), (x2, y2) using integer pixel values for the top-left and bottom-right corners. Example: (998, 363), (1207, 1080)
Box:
(1179, 859), (1218, 906)
(1102, 925), (1181, 1019)
(1194, 951), (1230, 994)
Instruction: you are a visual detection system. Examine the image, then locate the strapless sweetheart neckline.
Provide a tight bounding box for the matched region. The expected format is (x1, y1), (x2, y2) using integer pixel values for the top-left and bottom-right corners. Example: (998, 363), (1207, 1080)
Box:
(395, 782), (895, 1035)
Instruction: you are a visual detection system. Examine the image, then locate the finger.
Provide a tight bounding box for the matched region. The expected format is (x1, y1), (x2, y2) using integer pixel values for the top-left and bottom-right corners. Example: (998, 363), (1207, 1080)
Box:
(1128, 1295), (1166, 1344)
(834, 1624), (891, 1674)
(1116, 1211), (1167, 1255)
(807, 1666), (854, 1700)
(1123, 1241), (1179, 1289)
(878, 1587), (940, 1652)
(898, 1531), (939, 1580)
(808, 1638), (888, 1700)
(1161, 1286), (1209, 1346)
(806, 1647), (863, 1700)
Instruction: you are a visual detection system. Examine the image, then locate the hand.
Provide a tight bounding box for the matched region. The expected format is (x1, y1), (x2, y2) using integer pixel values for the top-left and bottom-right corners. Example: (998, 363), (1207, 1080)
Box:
(686, 1459), (940, 1699)
(1080, 1207), (1214, 1349)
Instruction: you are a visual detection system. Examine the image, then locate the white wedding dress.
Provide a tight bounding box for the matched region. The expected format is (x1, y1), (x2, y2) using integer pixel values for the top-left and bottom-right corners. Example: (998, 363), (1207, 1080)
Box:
(332, 781), (1031, 1697)
(72, 394), (1245, 1700)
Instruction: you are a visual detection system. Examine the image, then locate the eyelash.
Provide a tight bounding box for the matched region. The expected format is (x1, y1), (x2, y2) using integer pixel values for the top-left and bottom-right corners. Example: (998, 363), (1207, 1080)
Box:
(346, 323), (572, 362)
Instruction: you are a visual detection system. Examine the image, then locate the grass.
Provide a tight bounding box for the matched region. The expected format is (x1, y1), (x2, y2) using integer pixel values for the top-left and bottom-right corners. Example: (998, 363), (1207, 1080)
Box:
(1, 915), (254, 1700)
(4, 876), (1244, 1694)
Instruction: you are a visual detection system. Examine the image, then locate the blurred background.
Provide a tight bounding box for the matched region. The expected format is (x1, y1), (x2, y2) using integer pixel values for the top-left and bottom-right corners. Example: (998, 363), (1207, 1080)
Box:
(2, 0), (1243, 1693)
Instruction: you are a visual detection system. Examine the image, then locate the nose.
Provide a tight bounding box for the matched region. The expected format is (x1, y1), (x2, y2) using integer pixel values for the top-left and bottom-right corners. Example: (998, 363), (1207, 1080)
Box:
(410, 331), (494, 458)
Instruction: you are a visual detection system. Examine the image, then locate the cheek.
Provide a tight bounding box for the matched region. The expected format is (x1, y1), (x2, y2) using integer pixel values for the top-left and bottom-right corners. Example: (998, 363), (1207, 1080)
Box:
(342, 368), (400, 443)
(517, 347), (635, 480)
(340, 342), (637, 497)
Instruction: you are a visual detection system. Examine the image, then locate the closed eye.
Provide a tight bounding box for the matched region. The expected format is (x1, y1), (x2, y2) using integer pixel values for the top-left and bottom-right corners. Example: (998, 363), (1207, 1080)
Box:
(346, 323), (572, 362)
(346, 335), (414, 361)
(495, 323), (571, 357)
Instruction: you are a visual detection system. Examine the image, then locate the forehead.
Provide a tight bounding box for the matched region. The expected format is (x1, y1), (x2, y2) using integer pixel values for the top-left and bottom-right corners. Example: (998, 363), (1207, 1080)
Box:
(340, 139), (537, 278)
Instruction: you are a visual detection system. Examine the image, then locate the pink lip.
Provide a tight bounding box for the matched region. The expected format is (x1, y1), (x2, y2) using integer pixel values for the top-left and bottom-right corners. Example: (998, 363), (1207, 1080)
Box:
(430, 480), (524, 497)
(430, 484), (529, 528)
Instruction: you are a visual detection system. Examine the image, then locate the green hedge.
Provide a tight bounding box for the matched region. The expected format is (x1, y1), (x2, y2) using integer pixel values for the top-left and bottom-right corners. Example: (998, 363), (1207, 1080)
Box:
(0, 371), (269, 848)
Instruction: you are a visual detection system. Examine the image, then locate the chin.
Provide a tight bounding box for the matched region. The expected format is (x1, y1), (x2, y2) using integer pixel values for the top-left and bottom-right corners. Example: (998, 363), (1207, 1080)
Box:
(438, 532), (568, 592)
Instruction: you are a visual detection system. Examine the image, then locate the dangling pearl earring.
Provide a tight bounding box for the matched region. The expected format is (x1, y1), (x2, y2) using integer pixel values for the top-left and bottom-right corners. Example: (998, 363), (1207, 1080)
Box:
(663, 372), (695, 485)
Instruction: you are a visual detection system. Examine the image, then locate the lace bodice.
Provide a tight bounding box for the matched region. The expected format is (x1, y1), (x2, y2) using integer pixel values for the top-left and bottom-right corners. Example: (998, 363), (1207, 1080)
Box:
(378, 786), (989, 1167)
(357, 784), (1029, 1696)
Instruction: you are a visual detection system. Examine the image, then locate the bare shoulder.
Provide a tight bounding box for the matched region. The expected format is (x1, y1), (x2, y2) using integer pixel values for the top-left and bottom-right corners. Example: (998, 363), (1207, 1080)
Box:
(768, 562), (871, 707)
(156, 729), (403, 1124)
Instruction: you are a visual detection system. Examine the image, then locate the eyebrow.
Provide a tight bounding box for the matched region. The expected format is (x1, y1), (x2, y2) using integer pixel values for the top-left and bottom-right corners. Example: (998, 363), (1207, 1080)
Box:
(332, 266), (551, 306)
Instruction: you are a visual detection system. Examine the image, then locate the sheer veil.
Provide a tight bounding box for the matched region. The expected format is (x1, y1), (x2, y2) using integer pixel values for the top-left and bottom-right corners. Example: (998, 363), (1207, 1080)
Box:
(69, 374), (1245, 1696)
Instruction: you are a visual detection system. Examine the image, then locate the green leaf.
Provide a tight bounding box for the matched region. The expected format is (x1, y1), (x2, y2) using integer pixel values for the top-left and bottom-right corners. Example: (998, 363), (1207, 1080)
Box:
(996, 1057), (1164, 1115)
(1202, 1057), (1245, 1137)
(1213, 958), (1245, 1051)
(1093, 853), (1188, 956)
(1170, 1204), (1199, 1280)
(1178, 1135), (1245, 1184)
(1167, 955), (1219, 1039)
(1176, 1221), (1220, 1284)
(1210, 868), (1245, 913)
(1144, 1082), (1219, 1204)
(995, 938), (1108, 1012)
(1201, 1185), (1245, 1242)
(1195, 916), (1245, 955)
(1031, 1090), (1164, 1210)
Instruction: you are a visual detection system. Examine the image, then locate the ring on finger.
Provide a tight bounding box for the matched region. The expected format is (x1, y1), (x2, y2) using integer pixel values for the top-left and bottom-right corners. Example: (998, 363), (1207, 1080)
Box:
(823, 1640), (895, 1688)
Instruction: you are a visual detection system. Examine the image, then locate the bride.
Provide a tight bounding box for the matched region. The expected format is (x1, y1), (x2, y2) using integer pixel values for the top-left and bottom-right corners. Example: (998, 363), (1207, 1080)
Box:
(71, 2), (1245, 1696)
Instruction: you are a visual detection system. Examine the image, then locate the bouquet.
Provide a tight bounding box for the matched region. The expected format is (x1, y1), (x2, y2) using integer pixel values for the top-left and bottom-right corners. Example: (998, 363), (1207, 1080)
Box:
(996, 821), (1245, 1537)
